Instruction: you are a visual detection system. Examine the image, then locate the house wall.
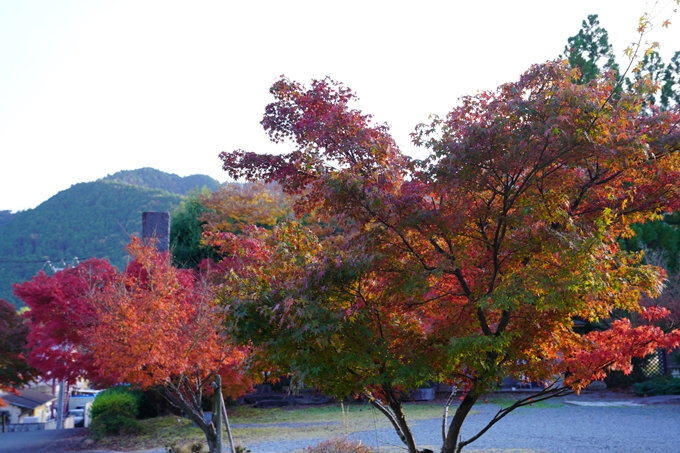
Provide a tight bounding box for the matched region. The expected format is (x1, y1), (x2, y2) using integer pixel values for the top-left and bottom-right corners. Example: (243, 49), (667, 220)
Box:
(5, 404), (21, 424)
(4, 419), (57, 432)
(63, 415), (75, 429)
(32, 404), (51, 423)
(83, 401), (93, 428)
(6, 403), (53, 424)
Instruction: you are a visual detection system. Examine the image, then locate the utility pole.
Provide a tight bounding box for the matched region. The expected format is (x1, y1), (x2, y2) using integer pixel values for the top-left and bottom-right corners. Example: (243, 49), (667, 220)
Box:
(47, 257), (79, 429)
(56, 380), (66, 429)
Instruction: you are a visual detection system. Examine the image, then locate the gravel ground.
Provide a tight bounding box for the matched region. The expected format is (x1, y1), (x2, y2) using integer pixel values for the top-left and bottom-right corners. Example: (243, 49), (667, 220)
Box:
(5, 392), (678, 453)
(247, 393), (680, 453)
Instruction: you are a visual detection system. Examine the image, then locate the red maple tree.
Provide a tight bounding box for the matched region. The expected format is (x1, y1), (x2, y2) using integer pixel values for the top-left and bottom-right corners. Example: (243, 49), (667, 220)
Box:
(14, 259), (117, 385)
(86, 238), (250, 452)
(219, 60), (680, 453)
(16, 238), (250, 453)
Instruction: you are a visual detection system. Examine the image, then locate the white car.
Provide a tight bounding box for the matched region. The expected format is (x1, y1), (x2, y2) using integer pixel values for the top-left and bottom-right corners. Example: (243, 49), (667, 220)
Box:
(68, 408), (85, 427)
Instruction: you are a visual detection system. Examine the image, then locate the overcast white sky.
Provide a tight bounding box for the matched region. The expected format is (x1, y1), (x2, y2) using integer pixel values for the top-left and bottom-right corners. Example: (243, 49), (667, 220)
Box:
(1, 0), (679, 212)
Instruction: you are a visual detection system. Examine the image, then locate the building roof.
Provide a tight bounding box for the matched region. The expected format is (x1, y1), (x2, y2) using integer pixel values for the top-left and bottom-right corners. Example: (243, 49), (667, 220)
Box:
(0, 389), (56, 410)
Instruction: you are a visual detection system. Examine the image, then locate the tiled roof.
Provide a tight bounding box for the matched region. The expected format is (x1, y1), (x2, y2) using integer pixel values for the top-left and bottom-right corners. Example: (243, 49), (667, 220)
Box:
(0, 389), (56, 410)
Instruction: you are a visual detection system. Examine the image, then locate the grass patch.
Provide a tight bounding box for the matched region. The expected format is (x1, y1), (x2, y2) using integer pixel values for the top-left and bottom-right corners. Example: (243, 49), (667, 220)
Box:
(87, 403), (436, 450)
(231, 401), (451, 424)
(85, 415), (205, 451)
(483, 394), (565, 409)
(88, 399), (555, 451)
(230, 402), (465, 443)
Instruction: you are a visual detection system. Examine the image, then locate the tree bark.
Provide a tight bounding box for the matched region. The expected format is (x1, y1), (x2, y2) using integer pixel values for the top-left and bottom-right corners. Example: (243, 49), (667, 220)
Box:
(386, 392), (419, 453)
(206, 437), (218, 453)
(442, 387), (457, 443)
(365, 390), (418, 453)
(159, 384), (220, 453)
(442, 391), (479, 453)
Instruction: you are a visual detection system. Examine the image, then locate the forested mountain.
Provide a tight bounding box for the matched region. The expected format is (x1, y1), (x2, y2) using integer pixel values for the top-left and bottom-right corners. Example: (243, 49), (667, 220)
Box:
(102, 168), (220, 194)
(0, 169), (221, 307)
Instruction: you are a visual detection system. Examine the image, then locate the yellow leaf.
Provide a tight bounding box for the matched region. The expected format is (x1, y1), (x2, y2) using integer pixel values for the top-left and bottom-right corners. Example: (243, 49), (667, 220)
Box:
(662, 20), (672, 28)
(638, 15), (651, 33)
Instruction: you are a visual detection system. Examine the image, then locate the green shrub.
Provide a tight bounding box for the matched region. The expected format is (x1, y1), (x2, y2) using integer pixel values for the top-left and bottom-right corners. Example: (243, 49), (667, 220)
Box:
(605, 356), (649, 388)
(633, 375), (680, 396)
(138, 386), (171, 418)
(90, 387), (143, 438)
(92, 385), (163, 419)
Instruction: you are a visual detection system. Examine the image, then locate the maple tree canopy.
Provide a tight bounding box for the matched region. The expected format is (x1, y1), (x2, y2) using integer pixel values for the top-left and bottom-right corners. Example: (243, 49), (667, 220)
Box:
(85, 238), (248, 392)
(14, 259), (117, 385)
(219, 61), (680, 453)
(15, 238), (250, 453)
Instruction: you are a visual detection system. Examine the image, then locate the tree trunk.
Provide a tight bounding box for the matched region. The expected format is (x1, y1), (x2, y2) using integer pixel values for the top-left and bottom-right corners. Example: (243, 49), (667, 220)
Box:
(159, 384), (220, 453)
(365, 390), (419, 453)
(206, 436), (219, 453)
(442, 391), (479, 453)
(386, 394), (419, 453)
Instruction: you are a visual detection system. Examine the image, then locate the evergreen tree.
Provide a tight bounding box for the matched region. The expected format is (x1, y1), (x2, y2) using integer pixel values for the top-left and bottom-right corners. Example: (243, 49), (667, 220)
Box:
(170, 190), (218, 269)
(562, 14), (620, 83)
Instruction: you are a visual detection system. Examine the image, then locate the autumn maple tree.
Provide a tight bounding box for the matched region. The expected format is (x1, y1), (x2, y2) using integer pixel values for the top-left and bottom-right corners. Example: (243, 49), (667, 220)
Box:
(14, 259), (118, 385)
(218, 44), (680, 453)
(15, 238), (250, 453)
(200, 182), (292, 234)
(85, 237), (250, 453)
(0, 299), (40, 406)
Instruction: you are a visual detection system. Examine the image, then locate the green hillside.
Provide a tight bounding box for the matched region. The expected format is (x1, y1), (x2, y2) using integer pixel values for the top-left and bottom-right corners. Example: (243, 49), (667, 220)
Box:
(102, 167), (221, 194)
(0, 169), (221, 307)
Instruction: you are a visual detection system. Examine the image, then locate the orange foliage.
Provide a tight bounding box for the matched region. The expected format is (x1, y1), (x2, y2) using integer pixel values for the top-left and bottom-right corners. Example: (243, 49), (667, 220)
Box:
(86, 237), (251, 396)
(200, 182), (291, 234)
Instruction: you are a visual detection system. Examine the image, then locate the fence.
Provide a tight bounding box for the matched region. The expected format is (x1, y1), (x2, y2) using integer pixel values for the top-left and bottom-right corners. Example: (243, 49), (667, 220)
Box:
(639, 349), (667, 378)
(3, 419), (57, 433)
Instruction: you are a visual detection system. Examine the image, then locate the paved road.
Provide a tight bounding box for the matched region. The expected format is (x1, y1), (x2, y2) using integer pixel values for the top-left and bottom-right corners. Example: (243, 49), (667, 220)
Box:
(0, 428), (88, 453)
